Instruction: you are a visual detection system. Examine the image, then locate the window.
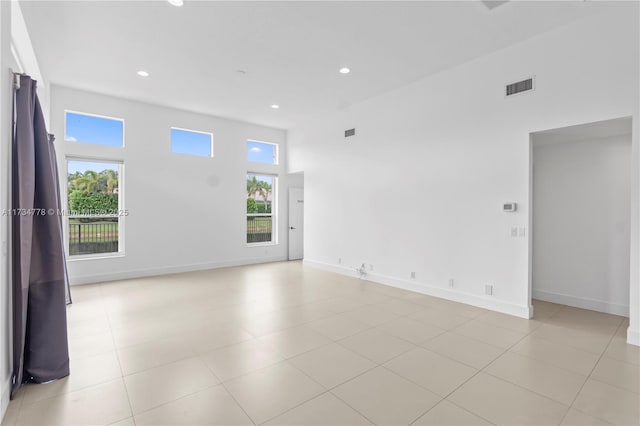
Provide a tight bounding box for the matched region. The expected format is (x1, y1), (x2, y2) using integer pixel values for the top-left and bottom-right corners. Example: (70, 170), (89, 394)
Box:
(67, 159), (124, 257)
(171, 127), (213, 157)
(65, 111), (124, 147)
(246, 174), (276, 244)
(247, 140), (278, 164)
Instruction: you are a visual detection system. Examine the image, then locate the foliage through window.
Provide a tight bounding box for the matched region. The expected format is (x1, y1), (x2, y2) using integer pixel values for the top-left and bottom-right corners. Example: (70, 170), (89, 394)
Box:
(65, 111), (124, 147)
(247, 140), (278, 164)
(247, 174), (275, 243)
(67, 160), (124, 256)
(171, 127), (213, 157)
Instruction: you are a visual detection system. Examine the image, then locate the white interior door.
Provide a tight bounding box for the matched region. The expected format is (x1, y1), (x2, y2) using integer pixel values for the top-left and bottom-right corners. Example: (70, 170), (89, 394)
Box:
(288, 187), (304, 260)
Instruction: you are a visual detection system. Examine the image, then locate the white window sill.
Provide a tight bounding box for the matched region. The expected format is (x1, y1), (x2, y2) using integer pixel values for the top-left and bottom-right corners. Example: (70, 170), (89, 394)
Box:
(67, 253), (125, 261)
(246, 242), (278, 248)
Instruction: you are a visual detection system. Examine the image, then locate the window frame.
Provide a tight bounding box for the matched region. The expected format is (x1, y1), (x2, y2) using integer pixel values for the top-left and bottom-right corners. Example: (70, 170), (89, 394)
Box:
(65, 157), (125, 260)
(247, 139), (279, 165)
(64, 110), (125, 148)
(170, 126), (214, 158)
(246, 172), (277, 246)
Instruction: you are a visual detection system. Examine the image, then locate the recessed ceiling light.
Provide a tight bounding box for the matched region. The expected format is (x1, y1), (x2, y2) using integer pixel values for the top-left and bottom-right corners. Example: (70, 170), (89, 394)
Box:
(137, 70), (149, 77)
(271, 104), (280, 109)
(168, 0), (184, 6)
(339, 67), (351, 74)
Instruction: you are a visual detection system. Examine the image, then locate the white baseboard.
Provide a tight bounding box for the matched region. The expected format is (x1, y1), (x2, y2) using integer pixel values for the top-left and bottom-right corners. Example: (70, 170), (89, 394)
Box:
(69, 256), (288, 285)
(627, 327), (640, 346)
(1, 378), (10, 425)
(533, 289), (629, 317)
(304, 259), (532, 319)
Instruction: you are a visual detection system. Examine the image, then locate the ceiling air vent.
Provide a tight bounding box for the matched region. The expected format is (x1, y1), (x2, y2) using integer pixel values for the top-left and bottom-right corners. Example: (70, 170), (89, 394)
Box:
(344, 128), (356, 138)
(506, 78), (534, 97)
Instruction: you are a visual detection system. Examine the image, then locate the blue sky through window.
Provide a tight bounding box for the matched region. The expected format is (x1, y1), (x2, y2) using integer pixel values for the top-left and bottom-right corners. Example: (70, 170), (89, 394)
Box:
(65, 112), (124, 147)
(68, 160), (118, 175)
(253, 175), (273, 186)
(247, 140), (277, 164)
(171, 128), (213, 157)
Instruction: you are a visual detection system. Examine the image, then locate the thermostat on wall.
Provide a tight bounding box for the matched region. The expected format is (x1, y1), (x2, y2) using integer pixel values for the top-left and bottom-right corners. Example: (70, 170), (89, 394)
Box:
(503, 203), (517, 212)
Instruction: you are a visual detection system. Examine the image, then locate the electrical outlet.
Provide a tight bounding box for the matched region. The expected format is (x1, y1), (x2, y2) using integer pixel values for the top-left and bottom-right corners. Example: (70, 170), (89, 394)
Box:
(511, 227), (518, 237)
(519, 227), (526, 237)
(338, 258), (342, 264)
(449, 278), (454, 287)
(485, 284), (493, 296)
(411, 272), (416, 279)
(369, 264), (374, 271)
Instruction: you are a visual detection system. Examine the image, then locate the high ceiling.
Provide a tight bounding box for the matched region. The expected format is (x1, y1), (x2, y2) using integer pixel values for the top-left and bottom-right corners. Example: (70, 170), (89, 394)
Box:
(20, 1), (604, 129)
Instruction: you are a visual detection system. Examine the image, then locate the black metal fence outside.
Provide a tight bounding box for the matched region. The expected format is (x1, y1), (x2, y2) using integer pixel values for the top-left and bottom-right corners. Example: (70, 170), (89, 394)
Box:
(247, 216), (272, 243)
(69, 221), (119, 256)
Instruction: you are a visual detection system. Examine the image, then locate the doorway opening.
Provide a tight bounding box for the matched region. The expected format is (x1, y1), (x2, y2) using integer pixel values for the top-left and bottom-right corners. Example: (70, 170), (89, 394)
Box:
(529, 117), (632, 317)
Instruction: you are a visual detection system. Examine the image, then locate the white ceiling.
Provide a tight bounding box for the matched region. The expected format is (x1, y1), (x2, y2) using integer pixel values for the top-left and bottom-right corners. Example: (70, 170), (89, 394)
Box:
(20, 1), (604, 129)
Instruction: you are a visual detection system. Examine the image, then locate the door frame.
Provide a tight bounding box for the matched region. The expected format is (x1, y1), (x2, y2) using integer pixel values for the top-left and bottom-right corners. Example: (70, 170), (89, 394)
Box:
(288, 187), (304, 260)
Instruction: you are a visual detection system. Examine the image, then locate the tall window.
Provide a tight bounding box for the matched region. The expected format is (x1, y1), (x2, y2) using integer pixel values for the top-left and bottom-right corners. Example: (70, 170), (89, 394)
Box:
(65, 111), (124, 147)
(246, 174), (276, 244)
(247, 140), (278, 164)
(67, 159), (124, 257)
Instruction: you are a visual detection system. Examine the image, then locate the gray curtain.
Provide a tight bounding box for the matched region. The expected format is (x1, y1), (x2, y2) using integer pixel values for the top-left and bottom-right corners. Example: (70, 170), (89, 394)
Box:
(11, 74), (69, 397)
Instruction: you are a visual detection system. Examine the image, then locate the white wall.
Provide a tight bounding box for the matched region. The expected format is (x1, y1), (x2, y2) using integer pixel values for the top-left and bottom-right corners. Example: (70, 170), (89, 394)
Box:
(51, 86), (289, 284)
(10, 0), (49, 124)
(532, 135), (631, 315)
(287, 172), (304, 189)
(1, 1), (13, 420)
(288, 4), (639, 331)
(630, 0), (640, 348)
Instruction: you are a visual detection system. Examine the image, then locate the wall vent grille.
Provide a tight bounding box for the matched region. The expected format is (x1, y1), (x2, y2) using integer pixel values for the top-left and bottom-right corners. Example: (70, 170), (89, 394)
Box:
(506, 78), (533, 96)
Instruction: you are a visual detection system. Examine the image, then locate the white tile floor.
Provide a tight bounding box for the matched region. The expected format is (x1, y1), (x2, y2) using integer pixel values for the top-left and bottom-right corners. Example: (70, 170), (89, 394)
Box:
(2, 261), (639, 425)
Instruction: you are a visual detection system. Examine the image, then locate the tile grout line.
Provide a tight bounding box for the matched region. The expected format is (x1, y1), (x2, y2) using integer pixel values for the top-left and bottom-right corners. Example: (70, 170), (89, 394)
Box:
(413, 313), (563, 425)
(513, 303), (617, 361)
(237, 347), (367, 425)
(549, 307), (622, 425)
(258, 340), (393, 425)
(324, 390), (378, 426)
(469, 314), (577, 424)
(15, 292), (117, 414)
(44, 267), (634, 426)
(218, 381), (257, 426)
(102, 286), (138, 425)
(557, 319), (636, 425)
